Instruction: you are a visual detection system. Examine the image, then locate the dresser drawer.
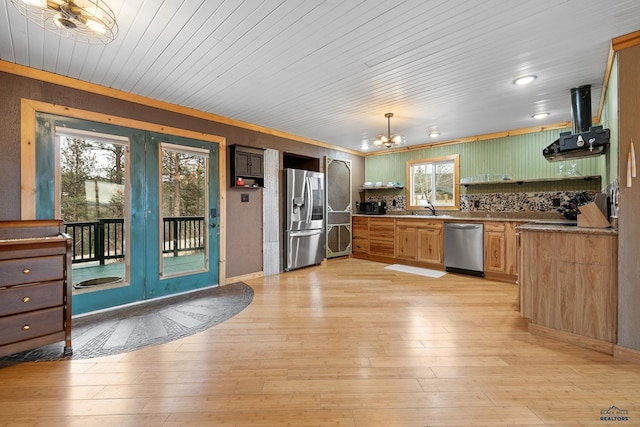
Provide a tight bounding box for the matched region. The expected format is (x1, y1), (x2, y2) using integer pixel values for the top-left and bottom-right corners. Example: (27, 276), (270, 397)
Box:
(0, 281), (64, 317)
(0, 255), (64, 286)
(0, 306), (64, 346)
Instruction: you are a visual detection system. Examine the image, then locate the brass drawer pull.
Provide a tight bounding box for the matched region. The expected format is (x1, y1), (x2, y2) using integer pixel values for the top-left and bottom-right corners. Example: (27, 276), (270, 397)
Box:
(22, 268), (31, 275)
(22, 325), (30, 331)
(22, 296), (30, 303)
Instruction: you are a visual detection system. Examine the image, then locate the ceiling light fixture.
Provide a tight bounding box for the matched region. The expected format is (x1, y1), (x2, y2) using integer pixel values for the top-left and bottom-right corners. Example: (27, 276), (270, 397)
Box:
(514, 75), (537, 85)
(532, 112), (549, 119)
(429, 130), (440, 138)
(11, 0), (118, 44)
(374, 113), (403, 148)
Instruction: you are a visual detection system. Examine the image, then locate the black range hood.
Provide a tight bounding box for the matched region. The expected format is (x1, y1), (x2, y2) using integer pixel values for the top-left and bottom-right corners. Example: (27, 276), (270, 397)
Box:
(543, 85), (610, 162)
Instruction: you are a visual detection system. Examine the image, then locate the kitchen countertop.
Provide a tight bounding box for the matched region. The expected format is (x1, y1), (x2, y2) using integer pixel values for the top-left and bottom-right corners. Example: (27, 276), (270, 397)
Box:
(516, 222), (617, 235)
(353, 211), (574, 224)
(353, 212), (617, 234)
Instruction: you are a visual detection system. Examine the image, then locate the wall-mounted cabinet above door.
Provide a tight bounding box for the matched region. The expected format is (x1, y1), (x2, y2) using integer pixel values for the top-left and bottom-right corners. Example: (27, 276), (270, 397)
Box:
(230, 145), (264, 187)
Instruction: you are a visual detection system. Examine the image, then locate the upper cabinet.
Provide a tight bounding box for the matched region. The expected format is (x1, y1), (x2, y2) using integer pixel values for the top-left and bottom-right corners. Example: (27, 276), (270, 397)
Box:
(230, 145), (264, 187)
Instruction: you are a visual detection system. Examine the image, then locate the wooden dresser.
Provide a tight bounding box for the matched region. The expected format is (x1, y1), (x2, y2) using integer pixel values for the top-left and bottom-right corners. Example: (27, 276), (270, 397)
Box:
(0, 220), (73, 357)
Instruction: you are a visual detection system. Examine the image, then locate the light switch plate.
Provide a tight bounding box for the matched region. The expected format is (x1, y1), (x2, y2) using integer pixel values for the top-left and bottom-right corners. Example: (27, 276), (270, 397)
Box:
(241, 193), (249, 202)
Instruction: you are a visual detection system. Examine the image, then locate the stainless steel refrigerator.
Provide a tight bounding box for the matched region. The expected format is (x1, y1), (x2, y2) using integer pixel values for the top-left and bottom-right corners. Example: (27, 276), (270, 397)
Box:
(284, 168), (325, 271)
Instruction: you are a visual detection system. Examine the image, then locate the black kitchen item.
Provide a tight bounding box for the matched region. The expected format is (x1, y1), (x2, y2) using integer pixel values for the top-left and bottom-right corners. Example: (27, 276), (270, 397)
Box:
(561, 191), (592, 220)
(543, 85), (610, 162)
(357, 201), (387, 215)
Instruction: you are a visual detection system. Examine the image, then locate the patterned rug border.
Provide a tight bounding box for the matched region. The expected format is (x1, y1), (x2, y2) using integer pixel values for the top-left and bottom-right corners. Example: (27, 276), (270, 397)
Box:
(0, 282), (253, 365)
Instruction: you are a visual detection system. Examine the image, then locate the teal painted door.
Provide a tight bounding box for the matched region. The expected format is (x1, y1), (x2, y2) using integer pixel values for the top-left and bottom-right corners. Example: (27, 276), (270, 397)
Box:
(35, 114), (220, 315)
(144, 132), (220, 300)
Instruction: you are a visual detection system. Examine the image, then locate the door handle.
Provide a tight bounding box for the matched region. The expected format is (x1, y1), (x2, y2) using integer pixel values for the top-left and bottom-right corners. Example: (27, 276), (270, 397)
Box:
(305, 176), (313, 223)
(209, 222), (217, 228)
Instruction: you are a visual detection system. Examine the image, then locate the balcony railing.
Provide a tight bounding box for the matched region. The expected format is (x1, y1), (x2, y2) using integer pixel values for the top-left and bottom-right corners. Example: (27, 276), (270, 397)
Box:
(65, 216), (205, 265)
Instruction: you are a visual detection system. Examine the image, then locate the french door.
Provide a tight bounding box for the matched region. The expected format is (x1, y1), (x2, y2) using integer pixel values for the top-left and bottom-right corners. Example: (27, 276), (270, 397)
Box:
(35, 113), (220, 315)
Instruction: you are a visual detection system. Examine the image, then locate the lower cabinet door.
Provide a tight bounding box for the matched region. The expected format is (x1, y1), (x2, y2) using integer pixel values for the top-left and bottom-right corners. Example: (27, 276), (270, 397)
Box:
(484, 231), (506, 272)
(396, 226), (417, 260)
(418, 228), (442, 264)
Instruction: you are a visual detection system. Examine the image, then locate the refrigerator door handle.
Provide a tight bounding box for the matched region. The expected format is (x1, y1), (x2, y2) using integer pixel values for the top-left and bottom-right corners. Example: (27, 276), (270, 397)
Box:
(305, 176), (313, 223)
(289, 229), (323, 237)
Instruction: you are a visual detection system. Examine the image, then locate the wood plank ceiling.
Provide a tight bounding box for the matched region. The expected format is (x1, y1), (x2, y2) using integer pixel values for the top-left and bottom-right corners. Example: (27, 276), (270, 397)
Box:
(2, 0), (640, 153)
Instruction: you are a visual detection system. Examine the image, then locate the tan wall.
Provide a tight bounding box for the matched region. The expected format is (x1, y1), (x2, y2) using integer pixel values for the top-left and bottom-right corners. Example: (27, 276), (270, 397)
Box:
(0, 71), (364, 278)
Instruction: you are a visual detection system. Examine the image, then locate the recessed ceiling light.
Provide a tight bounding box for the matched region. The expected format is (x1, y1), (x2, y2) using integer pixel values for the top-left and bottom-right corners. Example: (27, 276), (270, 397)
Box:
(429, 131), (440, 138)
(532, 112), (549, 119)
(514, 75), (537, 85)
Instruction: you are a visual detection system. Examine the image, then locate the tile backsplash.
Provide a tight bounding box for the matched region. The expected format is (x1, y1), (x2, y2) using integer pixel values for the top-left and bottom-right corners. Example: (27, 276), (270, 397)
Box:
(363, 190), (602, 219)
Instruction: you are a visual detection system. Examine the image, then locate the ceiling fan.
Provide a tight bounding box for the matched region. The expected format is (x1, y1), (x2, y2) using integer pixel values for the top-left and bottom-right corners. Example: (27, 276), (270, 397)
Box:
(11, 0), (118, 44)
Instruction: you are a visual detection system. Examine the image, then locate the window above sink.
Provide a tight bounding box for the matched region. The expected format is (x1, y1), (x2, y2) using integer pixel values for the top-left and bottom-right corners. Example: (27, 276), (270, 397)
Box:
(406, 154), (460, 211)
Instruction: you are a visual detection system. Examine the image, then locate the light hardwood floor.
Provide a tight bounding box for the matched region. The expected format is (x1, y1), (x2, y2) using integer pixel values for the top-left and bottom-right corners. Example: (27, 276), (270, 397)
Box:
(1, 257), (639, 426)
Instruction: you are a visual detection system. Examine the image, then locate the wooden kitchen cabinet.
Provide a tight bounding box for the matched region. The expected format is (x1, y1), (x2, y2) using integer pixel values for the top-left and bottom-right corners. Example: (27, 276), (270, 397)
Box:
(352, 216), (524, 281)
(350, 216), (395, 260)
(368, 218), (395, 257)
(351, 216), (370, 255)
(396, 219), (443, 266)
(230, 144), (265, 187)
(396, 221), (417, 260)
(484, 221), (522, 281)
(0, 220), (73, 357)
(484, 222), (506, 272)
(418, 227), (443, 264)
(519, 226), (617, 348)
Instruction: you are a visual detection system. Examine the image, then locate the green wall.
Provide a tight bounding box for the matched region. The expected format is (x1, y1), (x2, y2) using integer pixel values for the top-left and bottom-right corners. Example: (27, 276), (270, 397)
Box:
(365, 124), (613, 194)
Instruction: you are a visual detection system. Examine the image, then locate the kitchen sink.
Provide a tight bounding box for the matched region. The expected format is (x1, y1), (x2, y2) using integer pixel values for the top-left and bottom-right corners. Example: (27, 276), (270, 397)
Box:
(406, 213), (453, 218)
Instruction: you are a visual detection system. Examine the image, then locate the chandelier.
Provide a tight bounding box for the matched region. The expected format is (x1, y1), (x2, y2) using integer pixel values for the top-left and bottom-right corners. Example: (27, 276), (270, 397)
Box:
(11, 0), (118, 44)
(373, 113), (403, 148)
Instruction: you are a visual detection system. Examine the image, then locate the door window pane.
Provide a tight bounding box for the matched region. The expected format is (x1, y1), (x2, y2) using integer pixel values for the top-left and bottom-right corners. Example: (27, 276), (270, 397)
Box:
(160, 143), (209, 277)
(58, 132), (129, 292)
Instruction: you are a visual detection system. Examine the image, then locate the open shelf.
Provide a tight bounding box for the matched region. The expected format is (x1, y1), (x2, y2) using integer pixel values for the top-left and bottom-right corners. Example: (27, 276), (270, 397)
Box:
(359, 185), (404, 191)
(460, 175), (600, 187)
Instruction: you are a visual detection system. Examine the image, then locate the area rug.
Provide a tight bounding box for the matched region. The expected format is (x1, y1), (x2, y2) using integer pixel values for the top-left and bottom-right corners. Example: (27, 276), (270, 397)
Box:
(384, 264), (447, 278)
(0, 282), (253, 364)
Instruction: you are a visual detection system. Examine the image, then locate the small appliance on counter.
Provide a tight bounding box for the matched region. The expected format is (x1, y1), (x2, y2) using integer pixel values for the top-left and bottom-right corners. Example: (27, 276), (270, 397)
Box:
(357, 201), (387, 215)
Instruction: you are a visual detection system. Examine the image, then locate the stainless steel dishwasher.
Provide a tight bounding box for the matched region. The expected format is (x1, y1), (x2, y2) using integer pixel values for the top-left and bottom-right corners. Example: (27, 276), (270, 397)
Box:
(443, 223), (484, 277)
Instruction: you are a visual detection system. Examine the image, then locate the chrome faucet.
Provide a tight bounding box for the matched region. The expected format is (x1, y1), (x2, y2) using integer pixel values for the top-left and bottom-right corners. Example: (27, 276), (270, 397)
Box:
(425, 201), (436, 216)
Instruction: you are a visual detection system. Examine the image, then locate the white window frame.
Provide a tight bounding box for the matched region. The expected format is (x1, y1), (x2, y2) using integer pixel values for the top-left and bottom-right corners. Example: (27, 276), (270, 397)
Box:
(406, 154), (460, 211)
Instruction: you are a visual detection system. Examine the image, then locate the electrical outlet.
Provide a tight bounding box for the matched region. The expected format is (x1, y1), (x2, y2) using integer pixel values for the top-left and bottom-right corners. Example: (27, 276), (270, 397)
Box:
(552, 198), (561, 207)
(474, 200), (480, 208)
(241, 193), (249, 202)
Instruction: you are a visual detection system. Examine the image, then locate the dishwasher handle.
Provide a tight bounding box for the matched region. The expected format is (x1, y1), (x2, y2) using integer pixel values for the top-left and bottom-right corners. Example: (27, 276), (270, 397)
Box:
(445, 223), (483, 229)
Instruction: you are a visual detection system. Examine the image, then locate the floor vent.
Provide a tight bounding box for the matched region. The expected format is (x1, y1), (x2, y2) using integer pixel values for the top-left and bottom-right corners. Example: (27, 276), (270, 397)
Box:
(73, 276), (123, 289)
